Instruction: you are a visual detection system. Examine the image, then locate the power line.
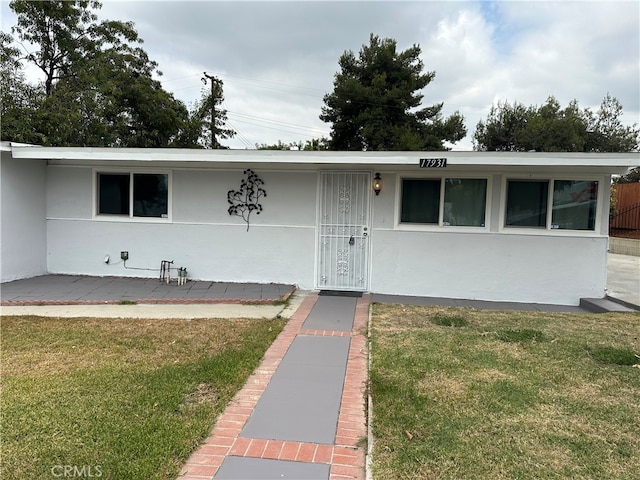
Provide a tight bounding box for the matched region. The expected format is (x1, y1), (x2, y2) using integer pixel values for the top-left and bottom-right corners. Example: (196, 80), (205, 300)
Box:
(161, 71), (489, 117)
(160, 71), (487, 139)
(226, 120), (255, 149)
(228, 116), (329, 139)
(227, 111), (328, 135)
(211, 72), (326, 95)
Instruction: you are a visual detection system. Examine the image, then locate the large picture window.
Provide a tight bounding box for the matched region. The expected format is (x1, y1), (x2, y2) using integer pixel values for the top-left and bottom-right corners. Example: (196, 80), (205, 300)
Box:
(505, 178), (598, 231)
(97, 172), (169, 219)
(400, 177), (488, 227)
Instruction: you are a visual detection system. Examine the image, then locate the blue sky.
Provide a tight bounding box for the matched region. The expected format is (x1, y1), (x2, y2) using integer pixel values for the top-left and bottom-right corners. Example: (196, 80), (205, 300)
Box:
(2, 0), (639, 150)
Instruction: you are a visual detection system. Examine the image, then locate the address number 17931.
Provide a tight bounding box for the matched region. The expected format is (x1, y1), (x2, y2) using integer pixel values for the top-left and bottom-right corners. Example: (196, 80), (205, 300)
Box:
(419, 158), (447, 168)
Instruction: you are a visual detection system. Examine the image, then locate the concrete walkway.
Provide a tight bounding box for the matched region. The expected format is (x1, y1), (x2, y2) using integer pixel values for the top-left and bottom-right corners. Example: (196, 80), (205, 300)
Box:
(178, 292), (369, 480)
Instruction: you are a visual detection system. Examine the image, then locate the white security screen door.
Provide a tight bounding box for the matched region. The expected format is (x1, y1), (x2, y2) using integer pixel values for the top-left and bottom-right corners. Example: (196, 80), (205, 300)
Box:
(317, 172), (371, 291)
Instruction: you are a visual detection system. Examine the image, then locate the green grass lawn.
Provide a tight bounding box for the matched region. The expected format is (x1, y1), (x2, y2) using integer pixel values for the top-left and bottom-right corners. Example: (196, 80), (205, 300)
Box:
(1, 315), (285, 480)
(370, 305), (640, 480)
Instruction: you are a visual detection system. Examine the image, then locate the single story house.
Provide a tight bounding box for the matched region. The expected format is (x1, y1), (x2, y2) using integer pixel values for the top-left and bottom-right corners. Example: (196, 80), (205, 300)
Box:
(1, 141), (638, 305)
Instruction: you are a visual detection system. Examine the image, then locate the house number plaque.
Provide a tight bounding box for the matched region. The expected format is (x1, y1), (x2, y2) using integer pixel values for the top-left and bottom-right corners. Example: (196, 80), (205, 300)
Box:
(419, 158), (447, 168)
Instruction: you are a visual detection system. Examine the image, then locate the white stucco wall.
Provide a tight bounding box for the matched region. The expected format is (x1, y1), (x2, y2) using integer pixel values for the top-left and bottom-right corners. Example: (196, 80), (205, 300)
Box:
(368, 171), (610, 305)
(1, 153), (47, 281)
(45, 166), (319, 288)
(41, 161), (615, 304)
(369, 230), (607, 304)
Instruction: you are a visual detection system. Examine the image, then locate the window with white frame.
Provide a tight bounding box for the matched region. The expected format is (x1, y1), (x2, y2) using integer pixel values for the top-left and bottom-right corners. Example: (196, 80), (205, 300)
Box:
(400, 177), (487, 227)
(443, 178), (487, 227)
(551, 180), (598, 230)
(505, 179), (598, 230)
(505, 180), (548, 228)
(97, 172), (169, 218)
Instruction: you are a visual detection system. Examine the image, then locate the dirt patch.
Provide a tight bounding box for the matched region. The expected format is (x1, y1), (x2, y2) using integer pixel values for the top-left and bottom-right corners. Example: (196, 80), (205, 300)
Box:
(179, 383), (218, 412)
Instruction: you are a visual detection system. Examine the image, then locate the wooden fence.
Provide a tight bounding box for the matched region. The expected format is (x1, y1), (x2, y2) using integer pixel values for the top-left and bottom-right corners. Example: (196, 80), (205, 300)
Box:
(611, 183), (640, 238)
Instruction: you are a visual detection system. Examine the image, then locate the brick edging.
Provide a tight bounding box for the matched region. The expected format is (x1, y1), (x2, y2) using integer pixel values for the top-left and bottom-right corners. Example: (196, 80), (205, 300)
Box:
(178, 292), (371, 480)
(178, 292), (319, 479)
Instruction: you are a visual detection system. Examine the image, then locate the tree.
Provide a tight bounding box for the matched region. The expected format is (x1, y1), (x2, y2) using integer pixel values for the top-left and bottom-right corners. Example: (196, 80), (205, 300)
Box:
(28, 45), (191, 147)
(173, 83), (236, 149)
(6, 0), (192, 147)
(584, 93), (639, 152)
(301, 137), (330, 150)
(255, 138), (328, 150)
(10, 0), (137, 97)
(256, 140), (301, 150)
(0, 31), (44, 144)
(516, 97), (588, 152)
(473, 94), (639, 153)
(472, 100), (531, 152)
(320, 34), (466, 151)
(613, 167), (640, 184)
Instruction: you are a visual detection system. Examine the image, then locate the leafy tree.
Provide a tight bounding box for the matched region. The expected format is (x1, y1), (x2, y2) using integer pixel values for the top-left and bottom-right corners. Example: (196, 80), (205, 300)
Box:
(320, 34), (466, 151)
(517, 97), (588, 152)
(255, 137), (329, 151)
(301, 137), (330, 150)
(0, 31), (44, 144)
(6, 0), (194, 147)
(613, 167), (640, 184)
(9, 0), (137, 97)
(584, 93), (639, 153)
(474, 94), (639, 153)
(472, 100), (531, 152)
(256, 140), (300, 150)
(28, 45), (191, 147)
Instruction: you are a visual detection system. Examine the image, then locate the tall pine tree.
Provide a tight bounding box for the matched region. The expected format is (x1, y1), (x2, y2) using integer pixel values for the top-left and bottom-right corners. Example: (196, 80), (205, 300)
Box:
(320, 34), (466, 151)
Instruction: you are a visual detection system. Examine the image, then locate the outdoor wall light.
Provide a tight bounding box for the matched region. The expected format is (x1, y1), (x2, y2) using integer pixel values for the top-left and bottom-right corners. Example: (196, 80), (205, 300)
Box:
(373, 172), (383, 196)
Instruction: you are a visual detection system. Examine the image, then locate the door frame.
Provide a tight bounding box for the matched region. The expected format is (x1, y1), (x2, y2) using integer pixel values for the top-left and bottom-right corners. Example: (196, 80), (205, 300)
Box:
(314, 170), (373, 291)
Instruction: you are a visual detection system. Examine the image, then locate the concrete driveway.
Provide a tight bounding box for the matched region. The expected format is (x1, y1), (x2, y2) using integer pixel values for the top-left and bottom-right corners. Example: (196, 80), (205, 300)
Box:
(607, 253), (640, 308)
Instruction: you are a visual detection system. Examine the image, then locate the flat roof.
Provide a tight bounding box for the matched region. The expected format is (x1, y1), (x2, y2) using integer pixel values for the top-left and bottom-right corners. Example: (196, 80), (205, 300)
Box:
(6, 144), (639, 170)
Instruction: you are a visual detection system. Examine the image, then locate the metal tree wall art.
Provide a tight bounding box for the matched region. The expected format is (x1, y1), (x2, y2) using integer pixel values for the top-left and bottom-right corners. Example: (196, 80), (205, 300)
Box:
(227, 169), (267, 231)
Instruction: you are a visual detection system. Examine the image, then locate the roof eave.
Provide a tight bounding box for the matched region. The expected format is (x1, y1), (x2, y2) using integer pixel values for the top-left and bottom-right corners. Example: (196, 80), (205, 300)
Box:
(8, 145), (639, 170)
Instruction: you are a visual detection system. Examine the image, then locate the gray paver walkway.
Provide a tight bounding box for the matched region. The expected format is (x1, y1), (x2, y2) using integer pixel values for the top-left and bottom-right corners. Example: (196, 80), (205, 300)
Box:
(302, 296), (357, 331)
(0, 275), (295, 305)
(213, 296), (356, 479)
(178, 292), (369, 480)
(214, 457), (330, 479)
(2, 252), (637, 311)
(240, 334), (350, 444)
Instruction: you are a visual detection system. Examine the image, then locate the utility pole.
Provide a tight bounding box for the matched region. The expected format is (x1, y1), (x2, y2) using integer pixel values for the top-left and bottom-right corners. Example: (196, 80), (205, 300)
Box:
(201, 72), (220, 149)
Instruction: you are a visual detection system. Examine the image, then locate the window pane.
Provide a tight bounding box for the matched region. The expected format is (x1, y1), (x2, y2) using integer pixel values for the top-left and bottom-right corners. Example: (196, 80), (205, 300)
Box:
(443, 178), (487, 227)
(505, 180), (548, 227)
(98, 173), (129, 215)
(133, 174), (168, 217)
(401, 179), (440, 224)
(552, 180), (598, 230)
